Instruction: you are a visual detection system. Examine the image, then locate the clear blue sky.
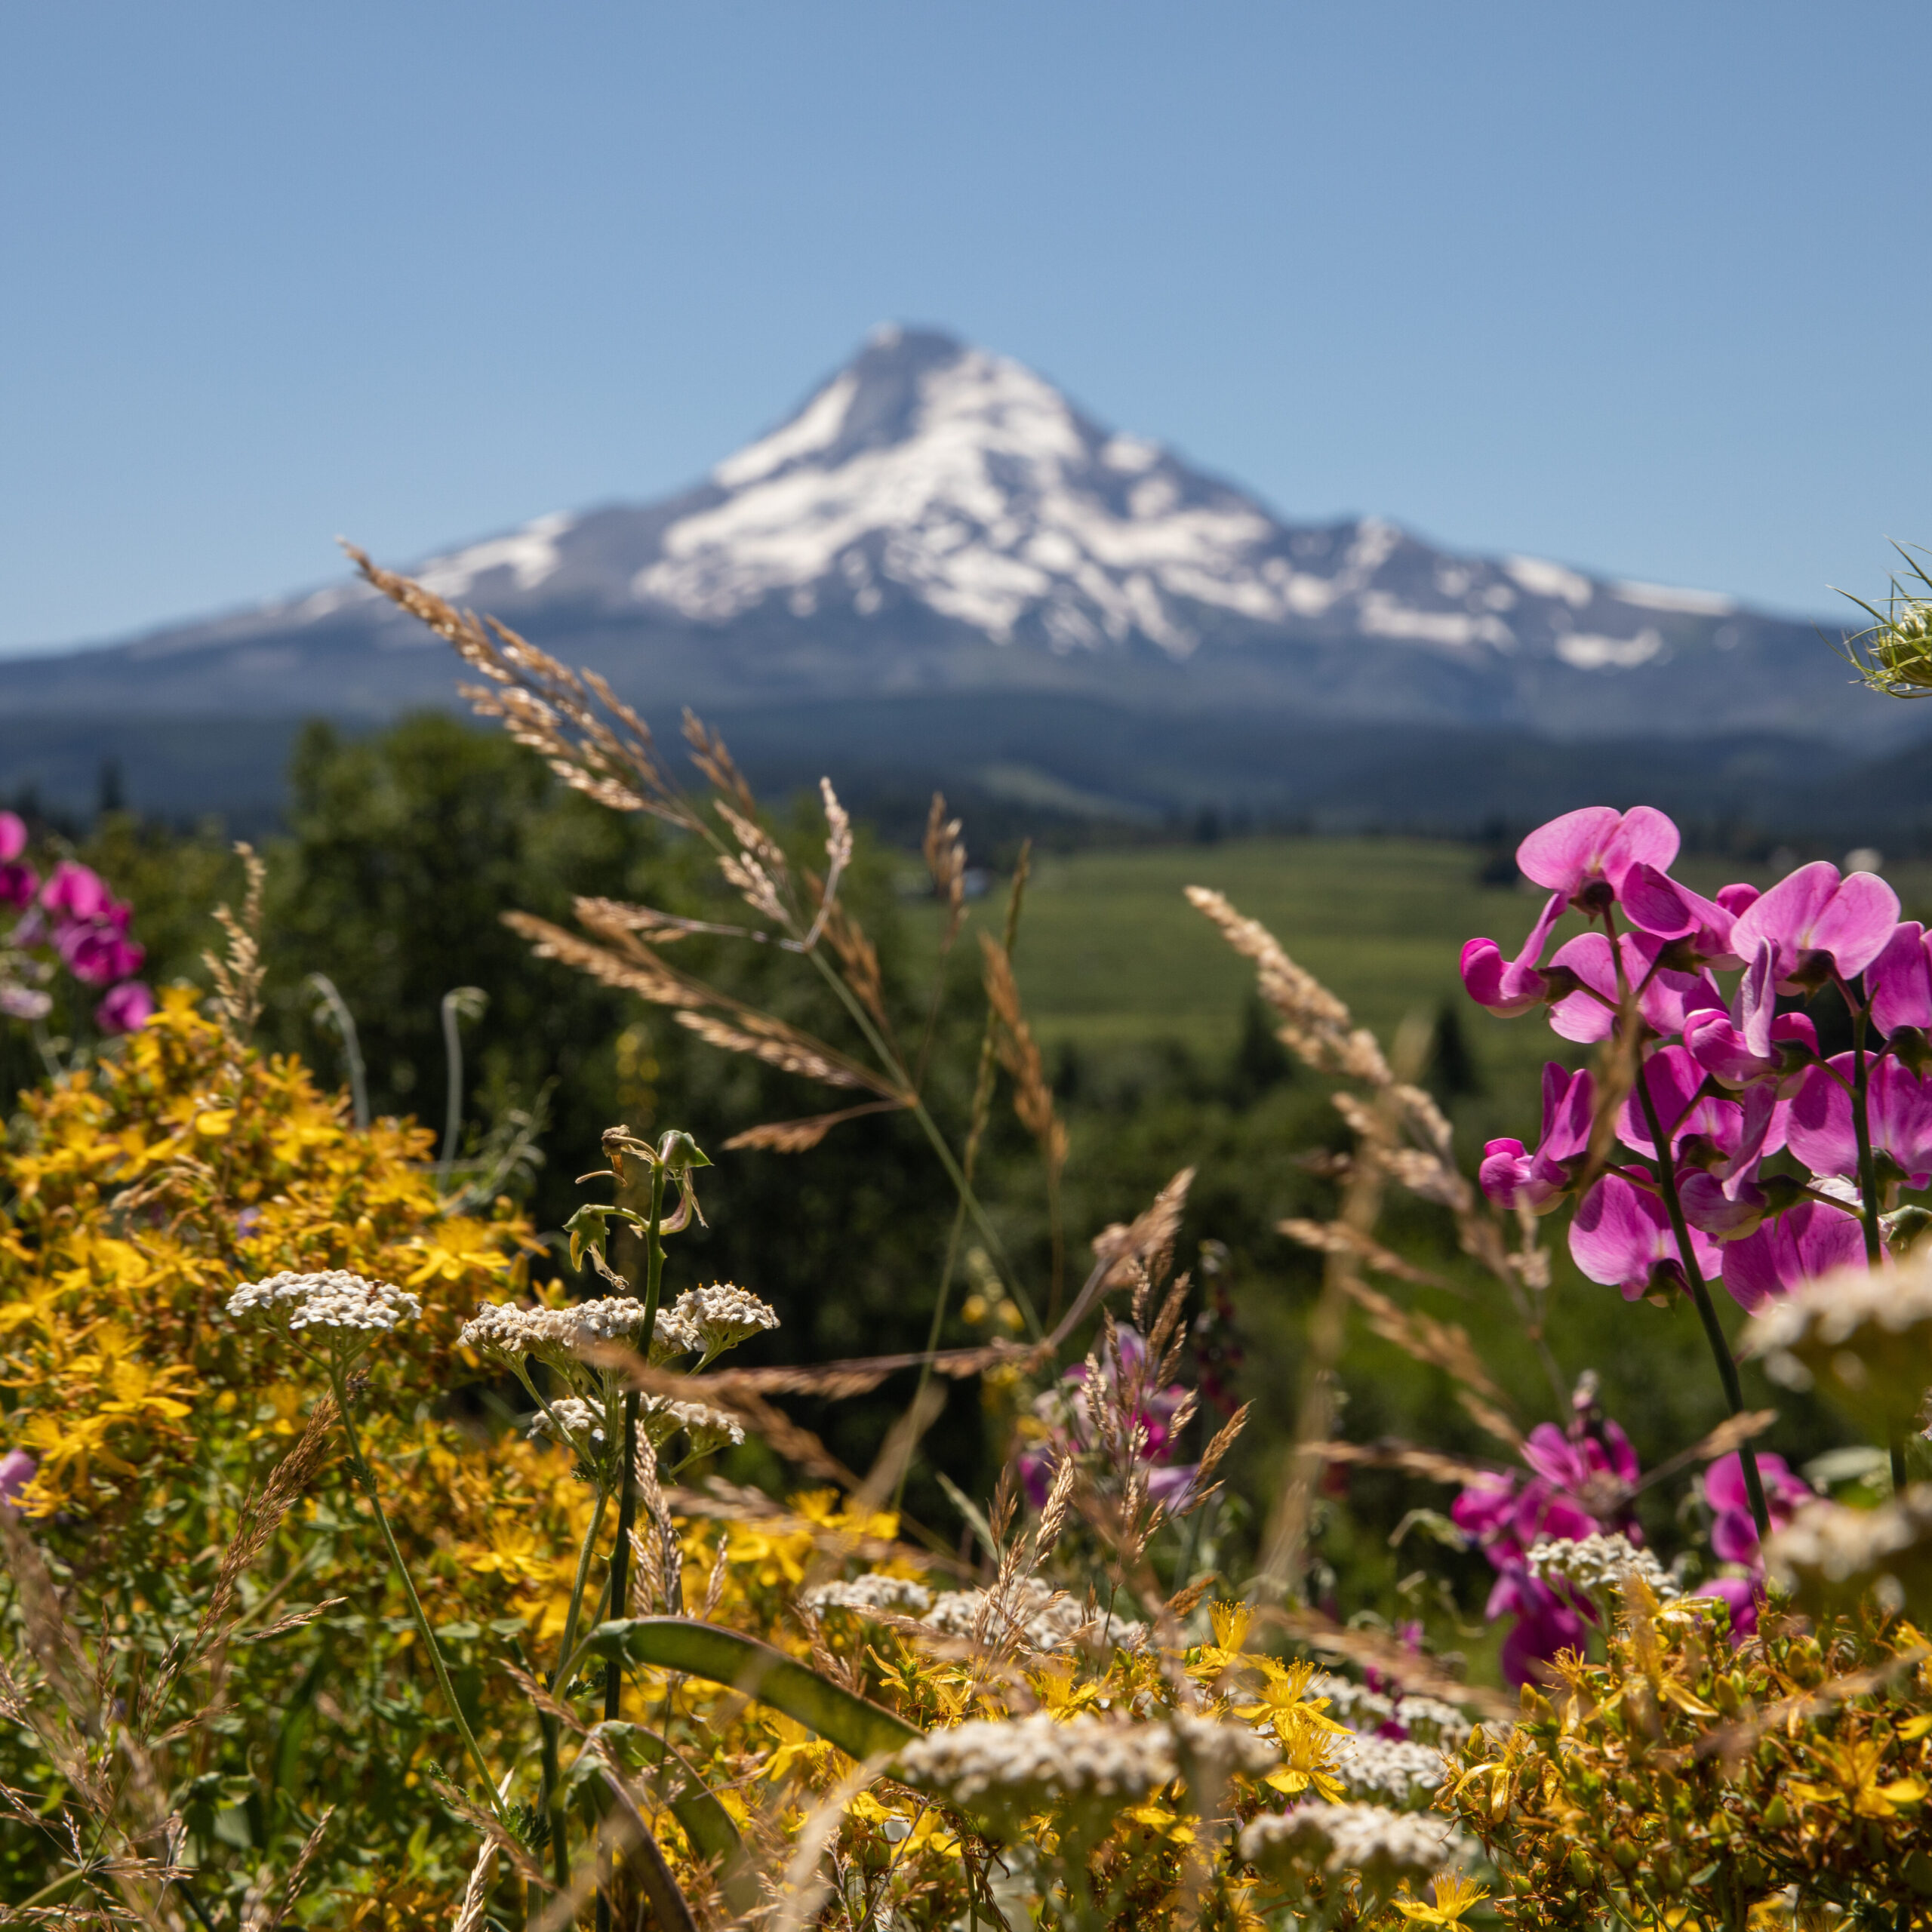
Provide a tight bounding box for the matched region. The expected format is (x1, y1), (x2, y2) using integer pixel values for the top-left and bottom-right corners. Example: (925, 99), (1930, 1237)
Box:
(3, 2), (1926, 656)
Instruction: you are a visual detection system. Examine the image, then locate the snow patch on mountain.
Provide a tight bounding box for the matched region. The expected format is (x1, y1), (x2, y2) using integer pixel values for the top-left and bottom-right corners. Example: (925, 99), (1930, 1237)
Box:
(417, 512), (577, 599)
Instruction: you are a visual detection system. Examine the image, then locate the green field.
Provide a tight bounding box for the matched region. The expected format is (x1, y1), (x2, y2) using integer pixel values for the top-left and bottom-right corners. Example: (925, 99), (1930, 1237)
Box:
(907, 833), (1932, 1146)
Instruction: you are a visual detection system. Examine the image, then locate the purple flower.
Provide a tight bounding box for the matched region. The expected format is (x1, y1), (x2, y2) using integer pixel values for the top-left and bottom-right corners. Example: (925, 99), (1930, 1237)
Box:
(1460, 891), (1567, 1017)
(1479, 1063), (1595, 1211)
(1491, 1567), (1594, 1686)
(0, 861), (34, 911)
(1620, 863), (1743, 966)
(60, 922), (145, 989)
(38, 859), (112, 923)
(1697, 1573), (1764, 1640)
(1544, 931), (1724, 1044)
(1718, 1199), (1867, 1314)
(1516, 805), (1680, 914)
(0, 1449), (35, 1509)
(1706, 1451), (1812, 1565)
(1730, 860), (1900, 993)
(1570, 1170), (1723, 1301)
(1615, 1044), (1752, 1164)
(1684, 942), (1818, 1091)
(1868, 921), (1932, 1035)
(96, 981), (155, 1035)
(1788, 1053), (1932, 1189)
(0, 814), (23, 865)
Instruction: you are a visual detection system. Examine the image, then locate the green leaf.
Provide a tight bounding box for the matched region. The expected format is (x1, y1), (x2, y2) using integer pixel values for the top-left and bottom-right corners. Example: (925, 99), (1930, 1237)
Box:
(590, 1617), (921, 1761)
(586, 1722), (759, 1916)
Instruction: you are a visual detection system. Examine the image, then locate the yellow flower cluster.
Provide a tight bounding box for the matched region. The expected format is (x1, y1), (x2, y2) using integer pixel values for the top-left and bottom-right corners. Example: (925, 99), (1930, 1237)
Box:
(1451, 1576), (1932, 1929)
(0, 987), (531, 1520)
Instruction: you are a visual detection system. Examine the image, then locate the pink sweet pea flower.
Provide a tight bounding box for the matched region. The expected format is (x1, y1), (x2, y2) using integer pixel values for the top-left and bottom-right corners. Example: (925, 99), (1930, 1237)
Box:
(1478, 1063), (1595, 1212)
(60, 923), (146, 988)
(1570, 1170), (1723, 1300)
(1787, 1054), (1932, 1189)
(1620, 863), (1743, 967)
(1697, 1574), (1764, 1640)
(1718, 1200), (1867, 1314)
(0, 861), (34, 911)
(1520, 1417), (1641, 1530)
(1730, 860), (1900, 992)
(0, 814), (23, 864)
(1492, 1566), (1595, 1685)
(1684, 941), (1819, 1090)
(96, 980), (155, 1035)
(1516, 806), (1680, 914)
(38, 859), (112, 923)
(1616, 1044), (1751, 1164)
(1867, 921), (1932, 1035)
(1545, 931), (1724, 1044)
(0, 1448), (32, 1509)
(1460, 891), (1567, 1017)
(1706, 1451), (1812, 1565)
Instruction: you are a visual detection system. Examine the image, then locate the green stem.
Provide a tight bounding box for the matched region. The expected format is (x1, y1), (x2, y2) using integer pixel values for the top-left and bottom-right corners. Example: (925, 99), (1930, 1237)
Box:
(326, 1359), (506, 1826)
(540, 1481), (609, 1895)
(1849, 1006), (1909, 1491)
(1634, 1073), (1772, 1539)
(605, 1161), (664, 1722)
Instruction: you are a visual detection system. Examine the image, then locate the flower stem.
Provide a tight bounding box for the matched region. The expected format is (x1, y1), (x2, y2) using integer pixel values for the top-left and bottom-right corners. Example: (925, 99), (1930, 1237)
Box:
(605, 1159), (664, 1721)
(1634, 1071), (1772, 1539)
(540, 1480), (609, 1893)
(1847, 1005), (1907, 1490)
(325, 1360), (506, 1826)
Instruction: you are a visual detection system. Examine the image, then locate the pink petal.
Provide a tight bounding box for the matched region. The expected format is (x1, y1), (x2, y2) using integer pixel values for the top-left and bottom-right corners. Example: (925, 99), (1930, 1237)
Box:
(1786, 1060), (1857, 1180)
(1810, 871), (1903, 980)
(0, 813), (23, 864)
(1620, 862), (1699, 939)
(1517, 807), (1623, 894)
(1732, 863), (1841, 974)
(1569, 1173), (1669, 1294)
(1716, 883), (1761, 916)
(1869, 922), (1932, 1035)
(1601, 807), (1681, 888)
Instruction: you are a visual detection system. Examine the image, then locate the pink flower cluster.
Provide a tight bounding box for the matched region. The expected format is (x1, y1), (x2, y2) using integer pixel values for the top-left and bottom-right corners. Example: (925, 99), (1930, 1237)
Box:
(0, 813), (154, 1035)
(1464, 805), (1910, 1315)
(1453, 1401), (1644, 1682)
(1018, 1324), (1201, 1512)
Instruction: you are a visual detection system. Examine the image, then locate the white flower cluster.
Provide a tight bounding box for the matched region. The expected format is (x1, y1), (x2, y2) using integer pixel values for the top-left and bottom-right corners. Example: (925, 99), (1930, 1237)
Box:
(921, 1577), (1149, 1654)
(459, 1296), (697, 1364)
(1310, 1676), (1472, 1749)
(1240, 1801), (1469, 1891)
(897, 1710), (1269, 1833)
(802, 1573), (935, 1617)
(1332, 1733), (1450, 1807)
(642, 1394), (745, 1453)
(226, 1270), (420, 1336)
(1168, 1709), (1281, 1783)
(459, 1284), (779, 1369)
(1743, 1262), (1932, 1389)
(1764, 1487), (1932, 1591)
(1527, 1533), (1679, 1602)
(672, 1282), (780, 1358)
(528, 1395), (608, 1447)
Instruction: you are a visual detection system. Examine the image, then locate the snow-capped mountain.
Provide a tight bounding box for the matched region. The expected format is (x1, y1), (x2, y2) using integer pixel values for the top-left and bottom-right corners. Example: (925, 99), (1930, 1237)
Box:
(0, 326), (1903, 827)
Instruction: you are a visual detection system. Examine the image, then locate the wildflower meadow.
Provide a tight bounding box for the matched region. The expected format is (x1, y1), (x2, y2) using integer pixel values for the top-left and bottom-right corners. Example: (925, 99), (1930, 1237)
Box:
(6, 552), (1932, 1931)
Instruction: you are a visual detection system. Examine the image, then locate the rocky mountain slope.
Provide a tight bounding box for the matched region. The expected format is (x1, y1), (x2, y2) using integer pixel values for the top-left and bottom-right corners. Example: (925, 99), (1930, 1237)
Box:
(0, 327), (1906, 832)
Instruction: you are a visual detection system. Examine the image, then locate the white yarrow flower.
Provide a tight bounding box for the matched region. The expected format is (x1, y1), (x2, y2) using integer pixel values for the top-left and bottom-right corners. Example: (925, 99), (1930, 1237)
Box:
(1241, 1800), (1470, 1894)
(1527, 1532), (1678, 1603)
(227, 1269), (420, 1342)
(666, 1283), (780, 1360)
(802, 1573), (935, 1617)
(1331, 1734), (1451, 1807)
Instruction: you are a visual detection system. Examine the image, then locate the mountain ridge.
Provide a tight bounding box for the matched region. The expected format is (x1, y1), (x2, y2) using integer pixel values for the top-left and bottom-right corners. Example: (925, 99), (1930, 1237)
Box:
(0, 325), (1912, 831)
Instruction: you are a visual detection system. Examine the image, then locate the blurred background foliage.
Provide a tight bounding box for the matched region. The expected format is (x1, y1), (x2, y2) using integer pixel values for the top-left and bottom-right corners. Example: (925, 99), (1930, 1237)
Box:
(5, 711), (1873, 1670)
